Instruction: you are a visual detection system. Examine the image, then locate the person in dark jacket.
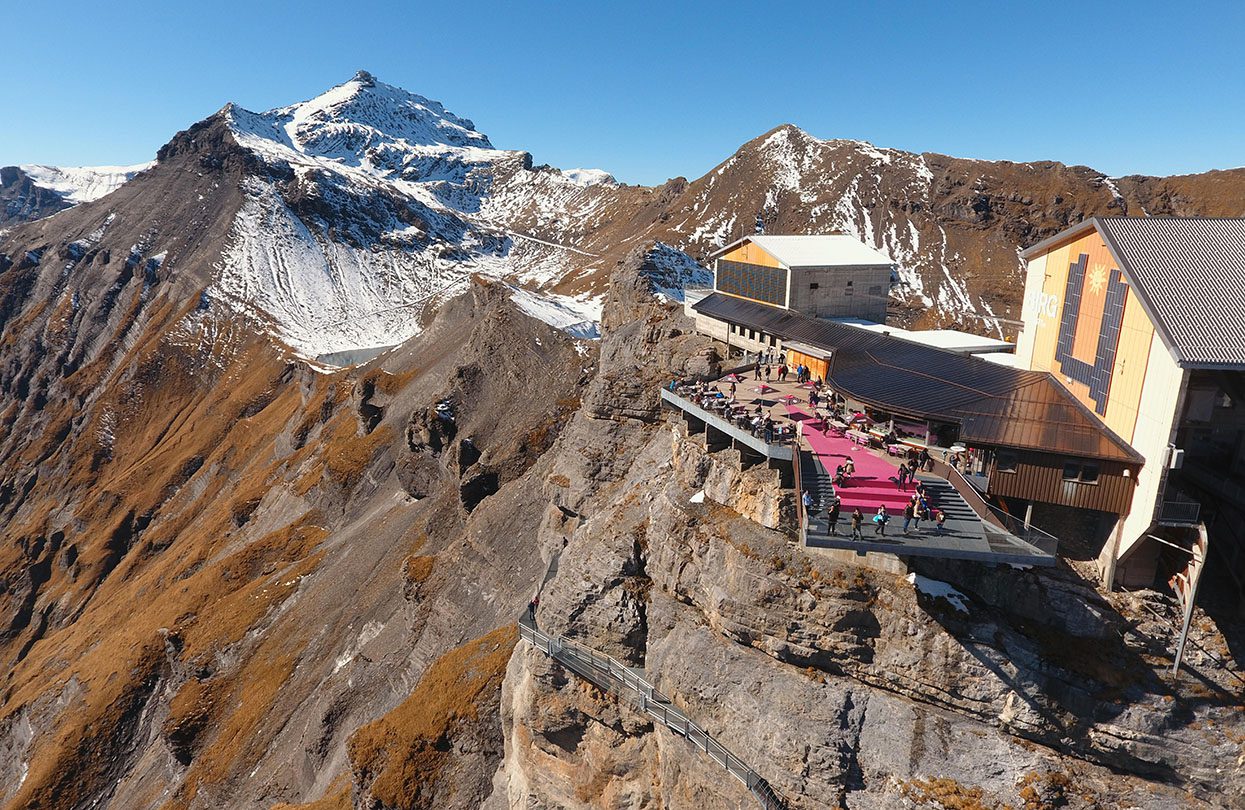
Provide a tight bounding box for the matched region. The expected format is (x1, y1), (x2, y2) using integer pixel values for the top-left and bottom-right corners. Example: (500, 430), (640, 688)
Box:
(828, 498), (841, 534)
(903, 500), (915, 534)
(850, 508), (864, 540)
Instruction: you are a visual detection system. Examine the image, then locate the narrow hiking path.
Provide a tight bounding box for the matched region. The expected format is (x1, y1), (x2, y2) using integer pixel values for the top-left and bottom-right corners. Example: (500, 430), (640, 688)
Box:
(519, 554), (788, 809)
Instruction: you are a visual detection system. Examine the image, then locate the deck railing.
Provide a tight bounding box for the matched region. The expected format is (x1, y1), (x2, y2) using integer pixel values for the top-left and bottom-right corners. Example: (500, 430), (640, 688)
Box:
(518, 613), (789, 809)
(935, 460), (1059, 557)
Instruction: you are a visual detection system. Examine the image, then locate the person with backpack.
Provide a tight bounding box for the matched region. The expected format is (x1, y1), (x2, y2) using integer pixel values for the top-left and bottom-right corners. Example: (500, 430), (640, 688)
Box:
(873, 505), (889, 535)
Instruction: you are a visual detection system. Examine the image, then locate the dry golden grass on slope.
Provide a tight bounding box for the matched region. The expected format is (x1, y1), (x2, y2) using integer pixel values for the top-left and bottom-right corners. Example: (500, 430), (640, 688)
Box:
(0, 324), (354, 807)
(271, 776), (353, 810)
(347, 624), (518, 809)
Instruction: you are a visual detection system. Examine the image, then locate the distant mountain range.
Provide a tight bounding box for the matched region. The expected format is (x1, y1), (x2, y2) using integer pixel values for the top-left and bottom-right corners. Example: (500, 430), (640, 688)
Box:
(4, 71), (1243, 352)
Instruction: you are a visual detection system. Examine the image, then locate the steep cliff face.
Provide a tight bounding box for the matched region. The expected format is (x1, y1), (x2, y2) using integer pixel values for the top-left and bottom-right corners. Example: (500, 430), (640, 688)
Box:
(491, 259), (1245, 809)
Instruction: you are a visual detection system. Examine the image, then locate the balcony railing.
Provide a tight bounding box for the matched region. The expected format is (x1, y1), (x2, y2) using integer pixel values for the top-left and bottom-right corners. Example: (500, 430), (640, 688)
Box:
(1159, 497), (1202, 526)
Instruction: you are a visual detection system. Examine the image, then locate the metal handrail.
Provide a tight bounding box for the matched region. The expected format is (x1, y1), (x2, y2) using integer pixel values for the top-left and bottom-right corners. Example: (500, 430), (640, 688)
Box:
(518, 615), (788, 809)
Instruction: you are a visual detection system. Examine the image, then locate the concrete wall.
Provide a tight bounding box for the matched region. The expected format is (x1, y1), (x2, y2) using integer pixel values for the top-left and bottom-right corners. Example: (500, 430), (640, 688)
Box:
(1014, 252), (1047, 368)
(787, 265), (891, 321)
(1110, 330), (1186, 577)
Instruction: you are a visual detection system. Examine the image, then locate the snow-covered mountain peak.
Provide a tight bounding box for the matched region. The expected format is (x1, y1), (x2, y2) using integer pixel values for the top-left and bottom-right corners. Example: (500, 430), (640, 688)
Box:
(227, 72), (498, 171)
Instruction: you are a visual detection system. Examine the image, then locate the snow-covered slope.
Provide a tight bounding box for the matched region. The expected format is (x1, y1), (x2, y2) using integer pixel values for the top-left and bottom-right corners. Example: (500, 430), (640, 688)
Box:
(214, 71), (626, 358)
(18, 162), (153, 204)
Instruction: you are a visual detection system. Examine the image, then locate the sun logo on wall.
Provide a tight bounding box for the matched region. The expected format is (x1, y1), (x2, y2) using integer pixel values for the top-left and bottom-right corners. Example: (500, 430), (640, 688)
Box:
(1087, 262), (1110, 295)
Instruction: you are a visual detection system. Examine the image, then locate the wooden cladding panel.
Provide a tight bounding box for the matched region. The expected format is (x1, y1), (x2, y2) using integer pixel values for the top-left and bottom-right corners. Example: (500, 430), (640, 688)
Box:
(989, 453), (1137, 514)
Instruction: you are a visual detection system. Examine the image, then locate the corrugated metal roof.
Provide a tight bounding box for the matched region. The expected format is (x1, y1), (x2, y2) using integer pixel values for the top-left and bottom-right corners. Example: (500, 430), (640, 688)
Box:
(694, 293), (1142, 462)
(1095, 217), (1245, 368)
(711, 234), (896, 268)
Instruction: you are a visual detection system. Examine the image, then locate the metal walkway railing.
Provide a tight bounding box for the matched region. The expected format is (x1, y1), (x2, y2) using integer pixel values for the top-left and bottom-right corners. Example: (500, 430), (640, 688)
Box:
(518, 612), (788, 810)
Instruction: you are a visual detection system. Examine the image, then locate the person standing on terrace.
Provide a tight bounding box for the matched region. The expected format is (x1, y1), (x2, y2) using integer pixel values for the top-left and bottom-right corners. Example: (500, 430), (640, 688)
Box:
(874, 505), (889, 535)
(850, 508), (864, 540)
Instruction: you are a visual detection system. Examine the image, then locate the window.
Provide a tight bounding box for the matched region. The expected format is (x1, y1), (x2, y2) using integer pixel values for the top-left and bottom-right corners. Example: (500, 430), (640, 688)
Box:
(845, 280), (853, 297)
(996, 451), (1018, 473)
(1063, 461), (1100, 483)
(868, 285), (883, 296)
(809, 282), (819, 290)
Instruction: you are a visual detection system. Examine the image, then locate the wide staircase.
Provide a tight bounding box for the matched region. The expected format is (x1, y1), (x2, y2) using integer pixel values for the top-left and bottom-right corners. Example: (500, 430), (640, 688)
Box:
(518, 611), (788, 809)
(800, 449), (836, 536)
(911, 475), (977, 525)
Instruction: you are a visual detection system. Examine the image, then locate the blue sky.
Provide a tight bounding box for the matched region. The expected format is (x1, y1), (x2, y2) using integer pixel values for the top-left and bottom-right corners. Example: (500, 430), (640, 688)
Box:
(3, 1), (1242, 185)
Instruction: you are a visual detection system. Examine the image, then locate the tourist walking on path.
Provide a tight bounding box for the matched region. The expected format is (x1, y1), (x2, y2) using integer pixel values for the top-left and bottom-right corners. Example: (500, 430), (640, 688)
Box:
(828, 498), (841, 534)
(896, 462), (909, 490)
(843, 456), (856, 483)
(528, 595), (540, 620)
(903, 500), (915, 534)
(850, 508), (864, 540)
(779, 364), (788, 382)
(919, 448), (933, 471)
(801, 489), (813, 522)
(874, 505), (889, 535)
(934, 509), (947, 535)
(764, 364), (772, 382)
(912, 501), (925, 534)
(754, 361), (761, 380)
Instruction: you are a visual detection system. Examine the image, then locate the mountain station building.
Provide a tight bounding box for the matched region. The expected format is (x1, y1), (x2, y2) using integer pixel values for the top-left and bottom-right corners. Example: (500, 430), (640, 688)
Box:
(1016, 217), (1245, 592)
(680, 225), (1245, 600)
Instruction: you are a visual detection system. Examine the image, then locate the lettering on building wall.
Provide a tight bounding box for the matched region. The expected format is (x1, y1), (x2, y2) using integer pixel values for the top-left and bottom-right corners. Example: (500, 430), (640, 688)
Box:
(1025, 288), (1060, 327)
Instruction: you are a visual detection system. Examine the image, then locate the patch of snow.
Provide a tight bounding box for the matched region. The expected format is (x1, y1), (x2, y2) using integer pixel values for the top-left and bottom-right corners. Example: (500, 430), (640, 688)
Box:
(19, 162), (153, 204)
(507, 285), (602, 339)
(643, 242), (711, 302)
(689, 490), (706, 504)
(560, 168), (616, 187)
(905, 572), (970, 613)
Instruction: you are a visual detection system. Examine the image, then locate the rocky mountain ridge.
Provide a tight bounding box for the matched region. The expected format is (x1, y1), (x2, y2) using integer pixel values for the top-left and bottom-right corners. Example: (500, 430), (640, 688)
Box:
(8, 72), (1244, 353)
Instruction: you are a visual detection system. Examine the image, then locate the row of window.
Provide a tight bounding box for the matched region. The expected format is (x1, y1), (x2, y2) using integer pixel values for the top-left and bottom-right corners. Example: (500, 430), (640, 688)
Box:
(807, 281), (883, 296)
